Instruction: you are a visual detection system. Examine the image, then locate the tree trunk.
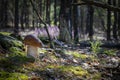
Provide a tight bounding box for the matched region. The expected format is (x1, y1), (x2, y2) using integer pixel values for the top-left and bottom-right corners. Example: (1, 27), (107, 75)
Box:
(20, 0), (25, 30)
(113, 0), (117, 40)
(59, 0), (71, 43)
(97, 8), (105, 31)
(86, 5), (94, 40)
(0, 0), (8, 28)
(14, 0), (19, 34)
(54, 0), (57, 25)
(0, 0), (4, 28)
(73, 0), (79, 43)
(80, 6), (84, 38)
(118, 0), (120, 39)
(46, 0), (50, 24)
(107, 0), (112, 40)
(39, 0), (42, 25)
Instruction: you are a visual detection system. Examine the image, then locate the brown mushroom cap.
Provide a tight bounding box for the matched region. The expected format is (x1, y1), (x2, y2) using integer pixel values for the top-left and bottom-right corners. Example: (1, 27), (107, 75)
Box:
(23, 35), (44, 47)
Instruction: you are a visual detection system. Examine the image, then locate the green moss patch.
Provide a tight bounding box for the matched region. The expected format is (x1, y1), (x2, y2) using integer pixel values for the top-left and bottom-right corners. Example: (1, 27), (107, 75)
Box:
(0, 33), (23, 50)
(0, 71), (28, 80)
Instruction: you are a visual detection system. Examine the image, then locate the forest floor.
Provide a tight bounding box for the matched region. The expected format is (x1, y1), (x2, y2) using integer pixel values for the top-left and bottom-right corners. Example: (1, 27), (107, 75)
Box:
(0, 31), (120, 80)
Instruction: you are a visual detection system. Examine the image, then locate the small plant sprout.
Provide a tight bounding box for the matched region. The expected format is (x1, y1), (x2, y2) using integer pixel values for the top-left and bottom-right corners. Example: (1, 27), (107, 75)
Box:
(90, 40), (101, 54)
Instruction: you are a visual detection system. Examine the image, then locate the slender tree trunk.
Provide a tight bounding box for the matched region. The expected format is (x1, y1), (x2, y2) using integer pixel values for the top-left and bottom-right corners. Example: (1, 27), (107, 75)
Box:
(97, 9), (105, 31)
(20, 0), (25, 30)
(59, 0), (71, 43)
(86, 5), (94, 40)
(39, 0), (42, 16)
(14, 0), (19, 34)
(69, 1), (73, 39)
(54, 0), (57, 25)
(107, 0), (112, 40)
(0, 0), (4, 28)
(80, 6), (84, 38)
(0, 0), (8, 28)
(118, 0), (120, 39)
(32, 10), (35, 28)
(4, 0), (8, 28)
(21, 11), (24, 30)
(73, 0), (79, 43)
(46, 0), (50, 24)
(113, 0), (117, 40)
(39, 0), (42, 25)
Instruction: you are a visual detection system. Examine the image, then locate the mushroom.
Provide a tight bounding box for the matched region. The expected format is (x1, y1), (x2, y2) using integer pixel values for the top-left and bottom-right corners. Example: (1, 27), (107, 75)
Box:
(23, 34), (44, 59)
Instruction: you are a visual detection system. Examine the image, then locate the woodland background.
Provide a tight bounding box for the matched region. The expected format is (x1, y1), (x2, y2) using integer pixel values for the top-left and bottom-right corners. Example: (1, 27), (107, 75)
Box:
(0, 0), (120, 80)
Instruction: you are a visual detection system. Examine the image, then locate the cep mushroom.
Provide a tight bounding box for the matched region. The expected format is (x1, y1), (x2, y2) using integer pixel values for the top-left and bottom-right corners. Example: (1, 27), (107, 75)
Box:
(23, 34), (44, 59)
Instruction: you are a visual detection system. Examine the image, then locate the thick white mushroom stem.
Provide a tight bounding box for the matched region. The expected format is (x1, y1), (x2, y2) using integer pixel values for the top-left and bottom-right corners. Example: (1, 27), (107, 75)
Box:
(27, 45), (39, 58)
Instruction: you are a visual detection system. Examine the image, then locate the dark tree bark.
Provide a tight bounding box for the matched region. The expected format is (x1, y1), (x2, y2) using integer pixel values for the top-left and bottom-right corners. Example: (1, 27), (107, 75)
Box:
(73, 0), (79, 43)
(39, 0), (42, 17)
(54, 0), (57, 25)
(107, 0), (112, 40)
(24, 0), (30, 28)
(97, 8), (105, 31)
(113, 0), (117, 40)
(0, 0), (4, 28)
(79, 7), (84, 38)
(86, 5), (94, 40)
(0, 0), (8, 28)
(69, 0), (73, 39)
(59, 0), (71, 43)
(14, 0), (19, 34)
(20, 0), (25, 30)
(4, 0), (8, 28)
(46, 0), (50, 24)
(118, 0), (120, 38)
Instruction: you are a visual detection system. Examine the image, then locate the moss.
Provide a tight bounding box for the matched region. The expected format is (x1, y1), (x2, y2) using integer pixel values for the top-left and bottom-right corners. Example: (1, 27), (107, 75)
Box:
(64, 50), (94, 60)
(44, 65), (89, 78)
(0, 33), (23, 50)
(0, 71), (28, 80)
(103, 49), (116, 56)
(9, 47), (23, 54)
(91, 73), (101, 80)
(0, 32), (11, 36)
(59, 66), (89, 77)
(8, 53), (35, 64)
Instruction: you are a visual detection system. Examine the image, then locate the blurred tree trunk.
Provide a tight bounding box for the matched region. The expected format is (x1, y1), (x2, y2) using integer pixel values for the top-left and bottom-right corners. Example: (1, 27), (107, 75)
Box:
(21, 10), (24, 30)
(24, 1), (31, 29)
(0, 0), (8, 28)
(59, 0), (71, 43)
(113, 0), (117, 40)
(54, 0), (57, 25)
(79, 6), (84, 38)
(0, 0), (4, 28)
(86, 5), (94, 40)
(69, 1), (73, 39)
(4, 0), (8, 28)
(97, 8), (105, 31)
(46, 0), (50, 25)
(20, 0), (25, 30)
(14, 0), (19, 34)
(73, 0), (79, 43)
(118, 0), (120, 38)
(107, 0), (112, 40)
(39, 0), (42, 25)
